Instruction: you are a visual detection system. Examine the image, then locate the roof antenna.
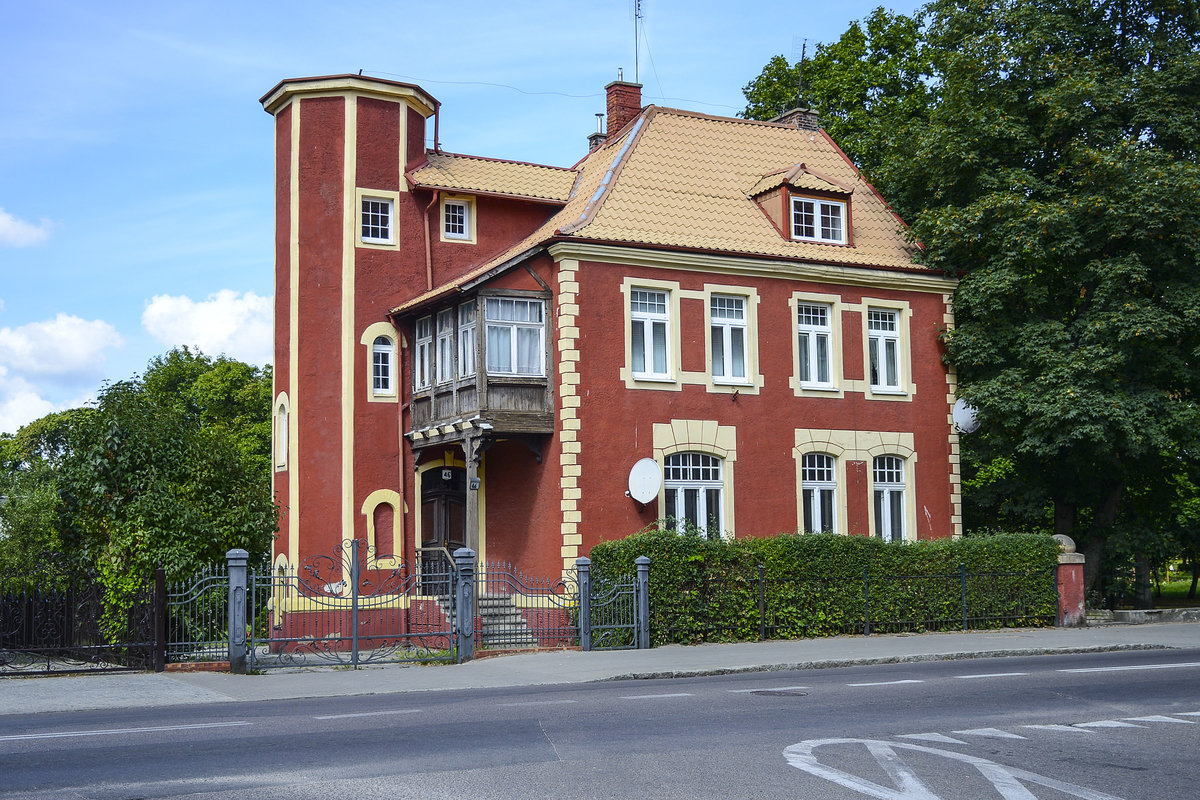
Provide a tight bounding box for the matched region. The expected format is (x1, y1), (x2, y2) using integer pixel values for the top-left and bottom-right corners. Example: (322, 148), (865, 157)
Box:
(634, 0), (643, 83)
(795, 38), (808, 110)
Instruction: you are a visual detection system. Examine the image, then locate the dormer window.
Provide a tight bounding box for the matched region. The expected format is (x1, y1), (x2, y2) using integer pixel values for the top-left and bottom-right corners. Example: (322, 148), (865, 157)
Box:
(750, 163), (853, 246)
(792, 197), (846, 244)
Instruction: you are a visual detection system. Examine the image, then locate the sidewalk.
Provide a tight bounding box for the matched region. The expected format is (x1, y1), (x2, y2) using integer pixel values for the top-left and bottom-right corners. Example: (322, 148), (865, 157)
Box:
(3, 622), (1199, 717)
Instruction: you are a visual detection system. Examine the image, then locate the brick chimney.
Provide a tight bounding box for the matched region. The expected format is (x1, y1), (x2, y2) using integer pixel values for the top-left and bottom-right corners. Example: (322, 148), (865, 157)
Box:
(606, 79), (643, 137)
(771, 107), (821, 131)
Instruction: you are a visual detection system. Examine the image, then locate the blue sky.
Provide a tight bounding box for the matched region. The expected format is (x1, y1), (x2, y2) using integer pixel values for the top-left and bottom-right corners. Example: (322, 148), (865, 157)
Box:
(0, 0), (921, 434)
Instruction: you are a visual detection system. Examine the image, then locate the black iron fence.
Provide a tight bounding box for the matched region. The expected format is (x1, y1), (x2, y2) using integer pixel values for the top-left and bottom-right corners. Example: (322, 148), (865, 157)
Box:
(246, 541), (457, 670)
(3, 549), (1059, 675)
(0, 555), (159, 675)
(654, 564), (1058, 645)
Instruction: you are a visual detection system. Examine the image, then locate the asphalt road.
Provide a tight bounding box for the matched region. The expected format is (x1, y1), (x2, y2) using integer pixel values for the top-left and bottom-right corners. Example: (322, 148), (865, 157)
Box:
(2, 648), (1198, 799)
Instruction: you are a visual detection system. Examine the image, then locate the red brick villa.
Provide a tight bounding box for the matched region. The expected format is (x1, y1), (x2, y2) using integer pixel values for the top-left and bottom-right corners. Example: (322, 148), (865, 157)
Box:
(260, 74), (962, 581)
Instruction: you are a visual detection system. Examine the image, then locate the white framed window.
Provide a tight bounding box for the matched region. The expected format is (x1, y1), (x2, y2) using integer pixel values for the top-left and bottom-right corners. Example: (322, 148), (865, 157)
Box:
(797, 303), (833, 387)
(630, 288), (670, 379)
(414, 316), (433, 391)
(663, 452), (724, 539)
(801, 453), (836, 533)
(372, 336), (395, 396)
(868, 309), (902, 391)
(791, 197), (846, 244)
(444, 200), (469, 239)
(436, 309), (454, 384)
(457, 302), (476, 379)
(361, 197), (393, 244)
(873, 455), (905, 542)
(710, 294), (748, 383)
(484, 297), (544, 376)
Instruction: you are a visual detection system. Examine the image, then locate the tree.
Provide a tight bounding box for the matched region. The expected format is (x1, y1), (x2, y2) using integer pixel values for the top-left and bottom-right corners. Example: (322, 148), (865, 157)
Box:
(894, 0), (1200, 592)
(742, 1), (1200, 596)
(0, 348), (277, 586)
(740, 7), (933, 218)
(0, 410), (84, 569)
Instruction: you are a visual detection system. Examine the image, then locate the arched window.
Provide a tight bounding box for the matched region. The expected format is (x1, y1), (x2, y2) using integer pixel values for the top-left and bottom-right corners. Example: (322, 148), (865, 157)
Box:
(663, 452), (723, 539)
(274, 401), (288, 470)
(372, 335), (395, 396)
(801, 453), (836, 533)
(873, 455), (905, 542)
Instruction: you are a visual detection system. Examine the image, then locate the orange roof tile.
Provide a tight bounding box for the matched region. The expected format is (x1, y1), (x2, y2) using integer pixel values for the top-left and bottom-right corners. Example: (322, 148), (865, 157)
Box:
(393, 107), (923, 314)
(410, 152), (577, 203)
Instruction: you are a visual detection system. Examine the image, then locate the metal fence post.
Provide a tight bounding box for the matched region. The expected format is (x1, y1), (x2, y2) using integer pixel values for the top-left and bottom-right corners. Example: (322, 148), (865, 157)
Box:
(226, 548), (249, 674)
(960, 563), (969, 631)
(863, 565), (871, 636)
(153, 568), (166, 673)
(349, 539), (361, 669)
(454, 547), (476, 663)
(635, 556), (651, 649)
(757, 563), (766, 641)
(576, 557), (592, 651)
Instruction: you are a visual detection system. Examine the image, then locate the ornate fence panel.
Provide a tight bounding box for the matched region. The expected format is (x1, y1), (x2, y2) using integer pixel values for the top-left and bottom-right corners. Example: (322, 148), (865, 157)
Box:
(0, 554), (156, 675)
(165, 563), (230, 665)
(247, 540), (456, 669)
(474, 561), (578, 650)
(586, 573), (639, 649)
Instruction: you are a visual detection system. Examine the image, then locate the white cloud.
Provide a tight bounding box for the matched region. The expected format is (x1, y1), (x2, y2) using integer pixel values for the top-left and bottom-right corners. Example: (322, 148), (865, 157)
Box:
(0, 370), (96, 436)
(142, 290), (272, 365)
(0, 314), (123, 376)
(0, 207), (52, 247)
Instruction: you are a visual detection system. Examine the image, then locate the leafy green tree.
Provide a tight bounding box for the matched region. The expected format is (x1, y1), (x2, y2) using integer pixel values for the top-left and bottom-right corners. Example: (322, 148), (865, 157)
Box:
(1, 348), (276, 590)
(740, 7), (933, 217)
(0, 410), (84, 569)
(896, 0), (1200, 591)
(743, 1), (1200, 596)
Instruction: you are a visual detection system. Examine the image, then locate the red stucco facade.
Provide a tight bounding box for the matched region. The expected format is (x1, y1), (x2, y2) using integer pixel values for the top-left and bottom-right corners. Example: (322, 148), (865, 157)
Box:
(263, 75), (962, 581)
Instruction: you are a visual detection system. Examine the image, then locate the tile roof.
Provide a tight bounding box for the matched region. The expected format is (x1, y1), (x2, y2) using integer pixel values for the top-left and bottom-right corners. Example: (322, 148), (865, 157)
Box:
(409, 152), (577, 203)
(393, 106), (923, 314)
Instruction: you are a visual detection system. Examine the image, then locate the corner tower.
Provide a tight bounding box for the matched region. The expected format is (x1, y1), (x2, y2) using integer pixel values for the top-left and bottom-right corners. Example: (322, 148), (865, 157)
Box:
(261, 75), (439, 569)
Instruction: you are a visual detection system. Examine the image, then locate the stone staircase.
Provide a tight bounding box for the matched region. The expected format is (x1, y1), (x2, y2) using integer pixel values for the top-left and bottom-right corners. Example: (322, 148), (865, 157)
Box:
(435, 593), (539, 649)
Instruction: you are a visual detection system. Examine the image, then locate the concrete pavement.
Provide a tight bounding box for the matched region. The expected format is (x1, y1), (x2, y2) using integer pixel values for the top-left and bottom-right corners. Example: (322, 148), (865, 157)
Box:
(3, 621), (1199, 717)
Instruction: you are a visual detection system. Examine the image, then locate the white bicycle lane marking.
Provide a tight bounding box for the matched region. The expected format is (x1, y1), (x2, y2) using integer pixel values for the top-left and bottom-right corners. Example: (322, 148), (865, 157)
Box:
(782, 738), (1126, 800)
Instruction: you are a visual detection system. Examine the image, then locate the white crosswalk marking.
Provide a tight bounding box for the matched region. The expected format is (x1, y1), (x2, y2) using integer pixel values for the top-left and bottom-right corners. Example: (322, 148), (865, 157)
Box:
(1023, 724), (1094, 733)
(896, 733), (968, 744)
(1075, 720), (1145, 728)
(1122, 715), (1195, 724)
(952, 727), (1027, 739)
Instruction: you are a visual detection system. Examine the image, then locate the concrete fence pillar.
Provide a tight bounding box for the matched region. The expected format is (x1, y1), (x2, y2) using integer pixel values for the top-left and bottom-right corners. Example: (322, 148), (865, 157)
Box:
(1054, 535), (1086, 627)
(226, 548), (249, 674)
(635, 556), (651, 649)
(576, 557), (592, 651)
(454, 547), (476, 662)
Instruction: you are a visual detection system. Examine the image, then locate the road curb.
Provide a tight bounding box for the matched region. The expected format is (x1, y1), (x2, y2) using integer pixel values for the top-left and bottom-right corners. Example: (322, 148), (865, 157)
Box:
(599, 643), (1173, 682)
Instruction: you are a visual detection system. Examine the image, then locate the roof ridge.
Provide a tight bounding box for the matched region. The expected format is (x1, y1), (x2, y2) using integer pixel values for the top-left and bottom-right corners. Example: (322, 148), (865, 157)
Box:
(558, 115), (648, 235)
(425, 150), (576, 173)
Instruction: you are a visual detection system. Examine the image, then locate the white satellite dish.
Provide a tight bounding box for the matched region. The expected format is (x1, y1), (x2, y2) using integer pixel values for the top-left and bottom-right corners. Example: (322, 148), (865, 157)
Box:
(627, 458), (662, 504)
(952, 398), (981, 434)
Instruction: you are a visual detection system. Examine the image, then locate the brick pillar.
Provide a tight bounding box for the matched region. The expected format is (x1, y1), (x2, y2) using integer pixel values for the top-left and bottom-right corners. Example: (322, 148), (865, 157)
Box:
(1057, 551), (1086, 627)
(606, 80), (643, 137)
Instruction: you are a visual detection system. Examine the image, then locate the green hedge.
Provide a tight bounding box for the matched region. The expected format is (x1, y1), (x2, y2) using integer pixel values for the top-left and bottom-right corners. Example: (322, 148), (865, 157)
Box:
(588, 529), (1061, 645)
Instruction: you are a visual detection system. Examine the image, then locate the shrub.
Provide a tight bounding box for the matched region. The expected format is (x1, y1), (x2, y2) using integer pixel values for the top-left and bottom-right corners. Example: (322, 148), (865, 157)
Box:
(588, 527), (1060, 645)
